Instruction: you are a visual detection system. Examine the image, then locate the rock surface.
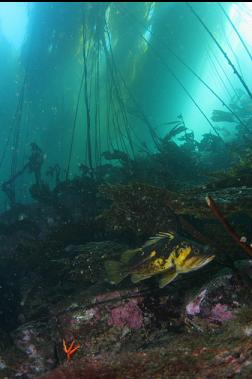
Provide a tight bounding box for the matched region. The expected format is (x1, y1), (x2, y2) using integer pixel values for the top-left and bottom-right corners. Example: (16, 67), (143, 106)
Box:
(0, 181), (252, 378)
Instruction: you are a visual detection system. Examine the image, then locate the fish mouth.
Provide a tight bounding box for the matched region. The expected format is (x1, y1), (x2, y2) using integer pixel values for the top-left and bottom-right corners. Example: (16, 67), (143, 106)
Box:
(191, 254), (215, 270)
(177, 254), (215, 273)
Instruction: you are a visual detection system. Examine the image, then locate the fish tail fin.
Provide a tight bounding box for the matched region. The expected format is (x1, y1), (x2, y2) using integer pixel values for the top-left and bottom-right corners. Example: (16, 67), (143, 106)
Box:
(104, 260), (128, 285)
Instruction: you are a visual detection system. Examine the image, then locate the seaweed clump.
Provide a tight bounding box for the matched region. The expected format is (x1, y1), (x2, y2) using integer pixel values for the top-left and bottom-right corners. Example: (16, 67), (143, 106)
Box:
(99, 183), (178, 241)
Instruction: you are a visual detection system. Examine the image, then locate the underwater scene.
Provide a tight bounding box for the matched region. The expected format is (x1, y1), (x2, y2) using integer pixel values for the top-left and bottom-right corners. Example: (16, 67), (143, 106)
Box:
(1, 2), (252, 378)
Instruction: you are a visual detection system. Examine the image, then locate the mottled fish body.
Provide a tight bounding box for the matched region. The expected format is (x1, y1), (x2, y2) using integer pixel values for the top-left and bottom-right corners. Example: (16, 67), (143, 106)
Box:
(105, 232), (215, 288)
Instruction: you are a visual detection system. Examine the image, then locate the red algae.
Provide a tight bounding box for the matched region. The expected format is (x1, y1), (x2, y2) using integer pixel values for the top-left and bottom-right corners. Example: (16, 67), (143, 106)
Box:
(108, 299), (144, 329)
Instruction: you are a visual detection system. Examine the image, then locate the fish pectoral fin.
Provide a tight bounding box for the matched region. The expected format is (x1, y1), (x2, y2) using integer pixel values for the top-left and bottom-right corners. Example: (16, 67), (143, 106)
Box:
(104, 260), (128, 285)
(131, 273), (153, 284)
(159, 271), (178, 288)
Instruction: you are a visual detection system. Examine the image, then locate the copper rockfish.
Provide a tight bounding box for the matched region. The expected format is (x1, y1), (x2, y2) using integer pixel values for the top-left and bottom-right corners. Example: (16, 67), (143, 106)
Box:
(105, 232), (215, 288)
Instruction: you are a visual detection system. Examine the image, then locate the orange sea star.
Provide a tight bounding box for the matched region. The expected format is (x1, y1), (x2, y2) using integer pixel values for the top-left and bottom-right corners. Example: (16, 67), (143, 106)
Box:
(63, 339), (80, 360)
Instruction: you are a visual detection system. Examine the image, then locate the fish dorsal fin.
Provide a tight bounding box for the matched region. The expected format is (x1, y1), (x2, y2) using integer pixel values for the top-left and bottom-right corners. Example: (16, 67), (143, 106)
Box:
(159, 271), (178, 288)
(142, 231), (175, 249)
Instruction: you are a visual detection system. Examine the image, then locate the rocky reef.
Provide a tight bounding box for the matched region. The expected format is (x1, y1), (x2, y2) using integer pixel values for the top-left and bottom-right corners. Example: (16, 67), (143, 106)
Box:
(0, 159), (252, 378)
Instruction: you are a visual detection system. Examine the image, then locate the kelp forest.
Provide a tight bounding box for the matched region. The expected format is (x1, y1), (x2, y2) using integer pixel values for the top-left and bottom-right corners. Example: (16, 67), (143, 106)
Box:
(1, 2), (252, 378)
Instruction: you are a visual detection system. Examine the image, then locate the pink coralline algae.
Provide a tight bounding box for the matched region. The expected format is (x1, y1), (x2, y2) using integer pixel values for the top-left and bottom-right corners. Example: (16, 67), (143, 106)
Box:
(108, 299), (144, 329)
(186, 290), (206, 316)
(209, 303), (233, 322)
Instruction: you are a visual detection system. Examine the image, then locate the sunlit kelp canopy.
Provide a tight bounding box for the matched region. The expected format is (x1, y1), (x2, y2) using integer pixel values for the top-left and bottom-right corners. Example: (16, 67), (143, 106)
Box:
(1, 2), (252, 205)
(17, 2), (161, 180)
